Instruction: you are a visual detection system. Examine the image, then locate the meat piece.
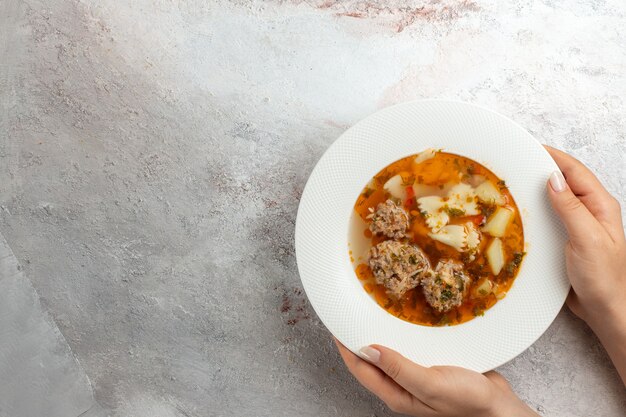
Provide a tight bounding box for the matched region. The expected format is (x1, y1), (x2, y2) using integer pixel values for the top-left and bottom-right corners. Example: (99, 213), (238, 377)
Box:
(367, 199), (409, 239)
(421, 260), (470, 313)
(368, 240), (430, 299)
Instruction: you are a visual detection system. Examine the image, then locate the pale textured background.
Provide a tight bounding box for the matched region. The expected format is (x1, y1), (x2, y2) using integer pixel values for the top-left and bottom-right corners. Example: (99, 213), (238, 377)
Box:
(1, 0), (625, 416)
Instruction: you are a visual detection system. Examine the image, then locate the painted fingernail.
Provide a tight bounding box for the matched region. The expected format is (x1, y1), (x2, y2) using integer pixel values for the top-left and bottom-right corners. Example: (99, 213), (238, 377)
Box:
(549, 171), (566, 193)
(359, 346), (381, 364)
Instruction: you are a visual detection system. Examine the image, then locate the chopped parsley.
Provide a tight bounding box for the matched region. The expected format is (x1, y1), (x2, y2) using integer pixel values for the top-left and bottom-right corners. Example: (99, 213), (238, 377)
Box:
(408, 255), (417, 265)
(472, 305), (485, 317)
(445, 206), (466, 217)
(504, 252), (526, 277)
(441, 289), (453, 301)
(362, 188), (375, 198)
(480, 203), (496, 219)
(467, 262), (489, 279)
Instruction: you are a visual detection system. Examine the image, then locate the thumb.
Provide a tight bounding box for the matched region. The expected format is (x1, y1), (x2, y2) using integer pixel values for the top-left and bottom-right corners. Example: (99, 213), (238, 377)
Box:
(360, 345), (432, 396)
(484, 370), (510, 390)
(547, 170), (600, 247)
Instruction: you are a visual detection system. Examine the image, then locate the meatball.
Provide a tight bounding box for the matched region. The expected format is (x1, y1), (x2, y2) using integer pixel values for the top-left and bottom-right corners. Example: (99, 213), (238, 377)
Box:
(368, 240), (430, 299)
(368, 199), (409, 239)
(421, 260), (470, 313)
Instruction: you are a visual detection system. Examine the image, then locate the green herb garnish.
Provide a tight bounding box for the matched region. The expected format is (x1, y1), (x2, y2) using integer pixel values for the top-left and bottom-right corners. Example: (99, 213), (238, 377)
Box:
(441, 289), (453, 301)
(445, 206), (466, 217)
(472, 305), (485, 317)
(480, 203), (496, 219)
(504, 252), (526, 277)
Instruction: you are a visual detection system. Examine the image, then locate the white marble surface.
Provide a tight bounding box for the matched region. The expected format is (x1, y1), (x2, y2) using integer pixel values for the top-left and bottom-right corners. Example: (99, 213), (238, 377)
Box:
(0, 232), (99, 417)
(1, 0), (625, 416)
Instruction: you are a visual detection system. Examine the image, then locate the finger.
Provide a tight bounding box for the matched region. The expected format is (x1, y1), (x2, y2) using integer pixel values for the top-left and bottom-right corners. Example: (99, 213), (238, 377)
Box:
(546, 169), (606, 251)
(545, 146), (623, 240)
(334, 340), (425, 415)
(565, 288), (583, 318)
(484, 371), (510, 391)
(364, 344), (438, 402)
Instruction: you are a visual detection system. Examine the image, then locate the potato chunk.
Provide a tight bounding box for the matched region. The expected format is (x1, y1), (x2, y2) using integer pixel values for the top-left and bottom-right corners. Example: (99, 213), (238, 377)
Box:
(486, 238), (505, 275)
(475, 181), (506, 206)
(482, 206), (514, 237)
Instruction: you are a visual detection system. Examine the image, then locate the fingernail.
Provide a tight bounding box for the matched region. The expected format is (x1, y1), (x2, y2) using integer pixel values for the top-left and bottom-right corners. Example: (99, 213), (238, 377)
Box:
(549, 171), (566, 193)
(359, 346), (381, 364)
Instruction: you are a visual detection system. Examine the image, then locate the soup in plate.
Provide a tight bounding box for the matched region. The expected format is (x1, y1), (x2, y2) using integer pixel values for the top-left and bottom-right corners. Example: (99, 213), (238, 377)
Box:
(350, 149), (525, 326)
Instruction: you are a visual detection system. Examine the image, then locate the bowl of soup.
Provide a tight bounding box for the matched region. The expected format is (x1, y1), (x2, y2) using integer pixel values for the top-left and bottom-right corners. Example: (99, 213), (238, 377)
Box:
(295, 100), (569, 372)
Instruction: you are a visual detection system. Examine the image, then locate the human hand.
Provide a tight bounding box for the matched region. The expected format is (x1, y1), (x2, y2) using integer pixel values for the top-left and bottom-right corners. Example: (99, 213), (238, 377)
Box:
(545, 146), (626, 326)
(334, 339), (538, 417)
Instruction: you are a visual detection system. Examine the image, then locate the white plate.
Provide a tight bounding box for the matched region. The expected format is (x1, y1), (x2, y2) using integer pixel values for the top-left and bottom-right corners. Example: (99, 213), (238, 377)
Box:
(295, 100), (569, 372)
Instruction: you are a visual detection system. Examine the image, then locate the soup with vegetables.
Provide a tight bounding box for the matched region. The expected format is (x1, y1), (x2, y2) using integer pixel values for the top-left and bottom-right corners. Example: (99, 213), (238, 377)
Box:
(350, 149), (525, 326)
